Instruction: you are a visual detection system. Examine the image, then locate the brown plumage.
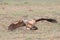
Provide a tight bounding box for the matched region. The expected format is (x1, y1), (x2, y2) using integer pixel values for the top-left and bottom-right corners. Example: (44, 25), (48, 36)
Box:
(8, 20), (25, 31)
(8, 18), (57, 31)
(36, 18), (57, 23)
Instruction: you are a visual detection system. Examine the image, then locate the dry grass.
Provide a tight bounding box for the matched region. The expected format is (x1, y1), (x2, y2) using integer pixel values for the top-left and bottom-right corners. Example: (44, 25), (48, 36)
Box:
(0, 0), (60, 40)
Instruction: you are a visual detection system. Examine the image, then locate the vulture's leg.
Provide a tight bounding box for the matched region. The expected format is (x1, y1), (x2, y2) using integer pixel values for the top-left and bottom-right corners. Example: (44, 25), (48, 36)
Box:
(30, 26), (38, 30)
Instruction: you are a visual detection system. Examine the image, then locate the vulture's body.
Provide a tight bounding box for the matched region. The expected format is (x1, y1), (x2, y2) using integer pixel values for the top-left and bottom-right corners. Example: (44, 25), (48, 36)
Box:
(8, 18), (57, 31)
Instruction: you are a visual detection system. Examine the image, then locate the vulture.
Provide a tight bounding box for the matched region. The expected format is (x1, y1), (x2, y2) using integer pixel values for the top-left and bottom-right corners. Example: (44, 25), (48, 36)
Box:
(8, 18), (57, 31)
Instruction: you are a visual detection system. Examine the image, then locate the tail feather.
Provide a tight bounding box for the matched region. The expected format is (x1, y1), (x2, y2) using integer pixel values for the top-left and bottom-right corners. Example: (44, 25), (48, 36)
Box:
(36, 18), (57, 23)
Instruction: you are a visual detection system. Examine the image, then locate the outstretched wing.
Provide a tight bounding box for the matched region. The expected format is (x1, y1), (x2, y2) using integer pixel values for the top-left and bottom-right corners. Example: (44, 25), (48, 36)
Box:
(8, 20), (25, 31)
(36, 18), (57, 23)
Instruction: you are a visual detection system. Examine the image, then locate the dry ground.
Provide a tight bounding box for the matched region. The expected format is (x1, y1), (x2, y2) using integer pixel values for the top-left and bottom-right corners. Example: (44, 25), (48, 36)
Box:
(0, 0), (60, 40)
